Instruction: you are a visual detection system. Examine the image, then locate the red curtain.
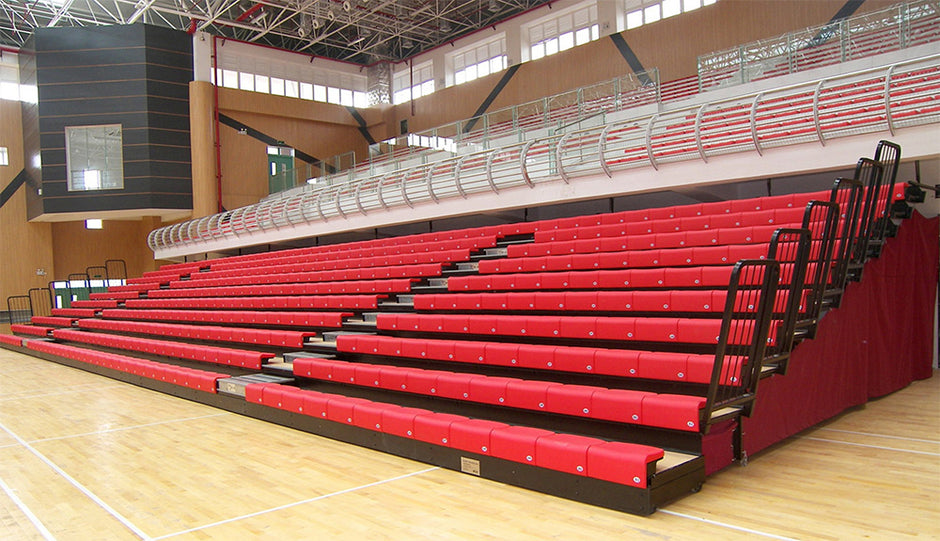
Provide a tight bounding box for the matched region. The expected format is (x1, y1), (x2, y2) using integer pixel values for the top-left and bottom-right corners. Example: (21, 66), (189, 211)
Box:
(741, 211), (938, 456)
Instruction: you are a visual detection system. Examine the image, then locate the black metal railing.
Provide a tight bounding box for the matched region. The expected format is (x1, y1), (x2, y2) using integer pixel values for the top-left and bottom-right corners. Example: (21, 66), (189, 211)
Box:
(869, 140), (903, 257)
(826, 175), (865, 306)
(6, 288), (53, 324)
(703, 259), (781, 430)
(798, 200), (842, 339)
(763, 228), (812, 374)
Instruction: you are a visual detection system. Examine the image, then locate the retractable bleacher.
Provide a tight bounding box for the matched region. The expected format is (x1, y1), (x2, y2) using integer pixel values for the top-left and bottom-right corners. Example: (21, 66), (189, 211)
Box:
(2, 140), (915, 515)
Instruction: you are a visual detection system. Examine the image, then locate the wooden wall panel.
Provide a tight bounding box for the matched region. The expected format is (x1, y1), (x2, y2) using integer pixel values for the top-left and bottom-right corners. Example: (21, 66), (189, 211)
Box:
(190, 81), (217, 217)
(50, 220), (157, 281)
(214, 88), (374, 211)
(0, 99), (55, 302)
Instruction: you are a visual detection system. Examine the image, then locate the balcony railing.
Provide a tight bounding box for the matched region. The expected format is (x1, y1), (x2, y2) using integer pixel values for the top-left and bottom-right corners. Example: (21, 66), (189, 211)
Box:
(697, 0), (939, 91)
(150, 55), (940, 253)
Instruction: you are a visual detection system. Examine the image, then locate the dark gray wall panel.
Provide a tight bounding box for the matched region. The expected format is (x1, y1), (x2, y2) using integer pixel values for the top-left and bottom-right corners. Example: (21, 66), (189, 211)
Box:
(39, 96), (151, 117)
(146, 81), (190, 100)
(34, 23), (194, 217)
(149, 145), (191, 162)
(147, 112), (190, 131)
(36, 48), (148, 68)
(144, 25), (193, 52)
(39, 112), (150, 134)
(38, 80), (149, 101)
(145, 65), (194, 85)
(37, 64), (151, 85)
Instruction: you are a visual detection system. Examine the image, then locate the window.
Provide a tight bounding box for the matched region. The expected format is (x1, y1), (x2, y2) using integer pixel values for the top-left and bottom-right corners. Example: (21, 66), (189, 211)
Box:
(65, 125), (124, 192)
(528, 5), (599, 61)
(452, 37), (507, 86)
(213, 46), (369, 107)
(239, 72), (254, 91)
(327, 86), (340, 104)
(662, 0), (682, 18)
(0, 53), (19, 101)
(285, 80), (300, 98)
(393, 62), (435, 104)
(222, 69), (239, 89)
(0, 147), (8, 166)
(255, 74), (270, 93)
(625, 0), (716, 30)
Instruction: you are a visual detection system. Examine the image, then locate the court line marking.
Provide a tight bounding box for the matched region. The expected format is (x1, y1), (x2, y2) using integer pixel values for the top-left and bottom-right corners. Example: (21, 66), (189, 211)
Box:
(0, 421), (152, 540)
(0, 474), (57, 541)
(153, 466), (441, 540)
(28, 412), (231, 444)
(659, 509), (798, 540)
(815, 427), (940, 445)
(798, 436), (940, 456)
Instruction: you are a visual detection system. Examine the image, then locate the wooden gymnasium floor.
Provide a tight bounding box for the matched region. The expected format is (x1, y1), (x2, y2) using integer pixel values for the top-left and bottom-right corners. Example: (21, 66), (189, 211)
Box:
(0, 345), (938, 540)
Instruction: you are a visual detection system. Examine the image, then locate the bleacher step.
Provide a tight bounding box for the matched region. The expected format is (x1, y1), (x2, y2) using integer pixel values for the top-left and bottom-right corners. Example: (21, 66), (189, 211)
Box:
(340, 318), (378, 331)
(284, 351), (336, 364)
(218, 374), (294, 397)
(707, 406), (743, 425)
(263, 361), (295, 377)
(411, 278), (447, 294)
(496, 234), (535, 246)
(378, 301), (415, 310)
(379, 295), (415, 309)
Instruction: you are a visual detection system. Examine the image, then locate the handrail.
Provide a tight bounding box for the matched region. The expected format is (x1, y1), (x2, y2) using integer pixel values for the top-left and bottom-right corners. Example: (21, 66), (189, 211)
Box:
(812, 80), (826, 146)
(885, 64), (897, 134)
(401, 168), (414, 208)
(150, 55), (940, 254)
(556, 108), (609, 132)
(598, 124), (613, 178)
(697, 0), (938, 89)
(645, 113), (660, 171)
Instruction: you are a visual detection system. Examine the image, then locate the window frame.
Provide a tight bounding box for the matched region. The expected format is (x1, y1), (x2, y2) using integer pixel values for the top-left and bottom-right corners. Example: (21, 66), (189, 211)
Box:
(64, 124), (125, 192)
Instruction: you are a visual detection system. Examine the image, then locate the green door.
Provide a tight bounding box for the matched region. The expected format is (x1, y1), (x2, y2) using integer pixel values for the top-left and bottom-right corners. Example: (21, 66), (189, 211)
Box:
(268, 150), (295, 194)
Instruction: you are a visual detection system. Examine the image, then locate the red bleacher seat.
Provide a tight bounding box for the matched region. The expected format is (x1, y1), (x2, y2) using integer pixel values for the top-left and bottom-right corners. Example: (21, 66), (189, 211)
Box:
(489, 425), (555, 464)
(26, 340), (227, 393)
(449, 419), (509, 455)
(0, 334), (23, 346)
(535, 433), (606, 476)
(54, 328), (274, 369)
(10, 324), (55, 337)
(587, 442), (664, 488)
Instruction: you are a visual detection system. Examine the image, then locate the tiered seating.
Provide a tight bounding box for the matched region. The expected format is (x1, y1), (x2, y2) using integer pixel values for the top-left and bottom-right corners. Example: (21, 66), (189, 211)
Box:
(247, 381), (666, 487)
(5, 140), (911, 515)
(77, 318), (312, 349)
(53, 327), (275, 369)
(25, 339), (228, 394)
